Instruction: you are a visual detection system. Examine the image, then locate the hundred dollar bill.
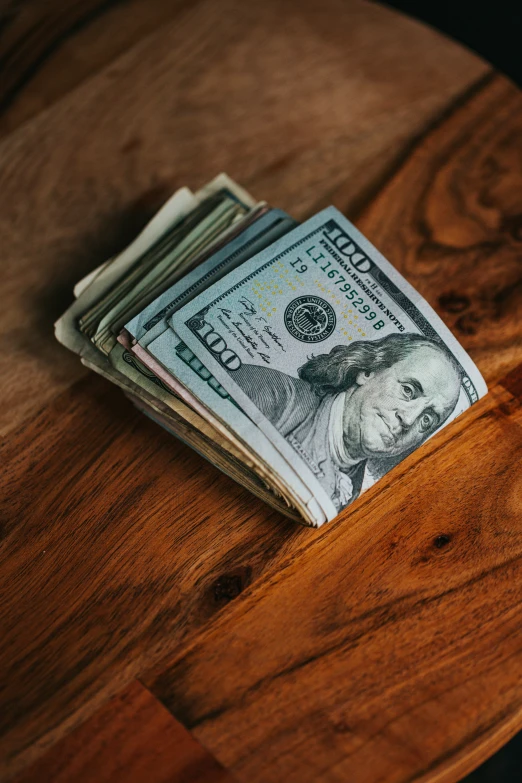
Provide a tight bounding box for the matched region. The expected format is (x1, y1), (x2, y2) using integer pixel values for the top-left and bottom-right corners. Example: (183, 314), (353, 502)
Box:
(117, 208), (327, 524)
(73, 260), (110, 298)
(171, 206), (488, 522)
(74, 174), (253, 347)
(55, 185), (196, 361)
(55, 177), (325, 525)
(87, 189), (252, 355)
(125, 208), (298, 344)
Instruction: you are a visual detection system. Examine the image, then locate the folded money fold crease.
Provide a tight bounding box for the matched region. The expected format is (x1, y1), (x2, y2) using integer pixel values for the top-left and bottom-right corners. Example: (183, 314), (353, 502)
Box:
(55, 174), (487, 527)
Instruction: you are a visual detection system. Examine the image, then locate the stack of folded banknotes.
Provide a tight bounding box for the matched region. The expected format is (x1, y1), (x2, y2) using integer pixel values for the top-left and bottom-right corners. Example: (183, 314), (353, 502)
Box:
(56, 174), (487, 527)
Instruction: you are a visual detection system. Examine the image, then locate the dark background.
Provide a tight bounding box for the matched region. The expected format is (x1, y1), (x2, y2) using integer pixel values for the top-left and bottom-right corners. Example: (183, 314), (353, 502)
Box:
(381, 0), (522, 87)
(380, 1), (522, 780)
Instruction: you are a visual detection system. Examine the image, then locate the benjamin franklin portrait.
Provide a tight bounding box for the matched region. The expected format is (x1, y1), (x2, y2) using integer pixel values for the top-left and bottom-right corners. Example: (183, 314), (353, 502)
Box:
(233, 332), (462, 512)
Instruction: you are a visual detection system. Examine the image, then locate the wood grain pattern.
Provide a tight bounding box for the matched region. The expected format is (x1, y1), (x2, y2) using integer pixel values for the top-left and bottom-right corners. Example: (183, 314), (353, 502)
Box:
(0, 0), (192, 138)
(0, 0), (488, 437)
(146, 381), (522, 783)
(356, 75), (522, 386)
(11, 681), (234, 783)
(1, 2), (522, 782)
(0, 375), (306, 779)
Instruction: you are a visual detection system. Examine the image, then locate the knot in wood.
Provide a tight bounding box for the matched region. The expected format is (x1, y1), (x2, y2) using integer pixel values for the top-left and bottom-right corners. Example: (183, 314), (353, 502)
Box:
(438, 292), (470, 313)
(213, 568), (251, 603)
(434, 534), (452, 549)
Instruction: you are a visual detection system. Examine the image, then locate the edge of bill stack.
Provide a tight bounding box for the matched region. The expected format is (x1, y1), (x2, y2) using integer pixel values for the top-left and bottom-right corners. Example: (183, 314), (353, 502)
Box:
(55, 175), (488, 527)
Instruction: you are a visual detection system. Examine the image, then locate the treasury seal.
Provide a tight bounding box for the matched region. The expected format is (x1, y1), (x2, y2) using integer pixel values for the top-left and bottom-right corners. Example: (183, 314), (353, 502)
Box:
(284, 295), (336, 343)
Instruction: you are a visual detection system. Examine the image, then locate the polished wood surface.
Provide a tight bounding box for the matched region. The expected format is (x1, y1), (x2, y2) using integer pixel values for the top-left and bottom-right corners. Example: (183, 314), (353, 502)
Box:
(0, 0), (187, 138)
(12, 681), (234, 783)
(1, 1), (521, 782)
(147, 380), (522, 783)
(0, 0), (489, 438)
(358, 75), (522, 386)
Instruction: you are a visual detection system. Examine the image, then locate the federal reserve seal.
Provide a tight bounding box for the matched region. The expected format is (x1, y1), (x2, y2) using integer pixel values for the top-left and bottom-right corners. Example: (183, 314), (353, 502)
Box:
(284, 295), (336, 343)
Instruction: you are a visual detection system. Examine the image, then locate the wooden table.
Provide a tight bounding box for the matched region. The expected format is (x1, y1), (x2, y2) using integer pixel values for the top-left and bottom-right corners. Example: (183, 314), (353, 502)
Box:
(2, 1), (522, 781)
